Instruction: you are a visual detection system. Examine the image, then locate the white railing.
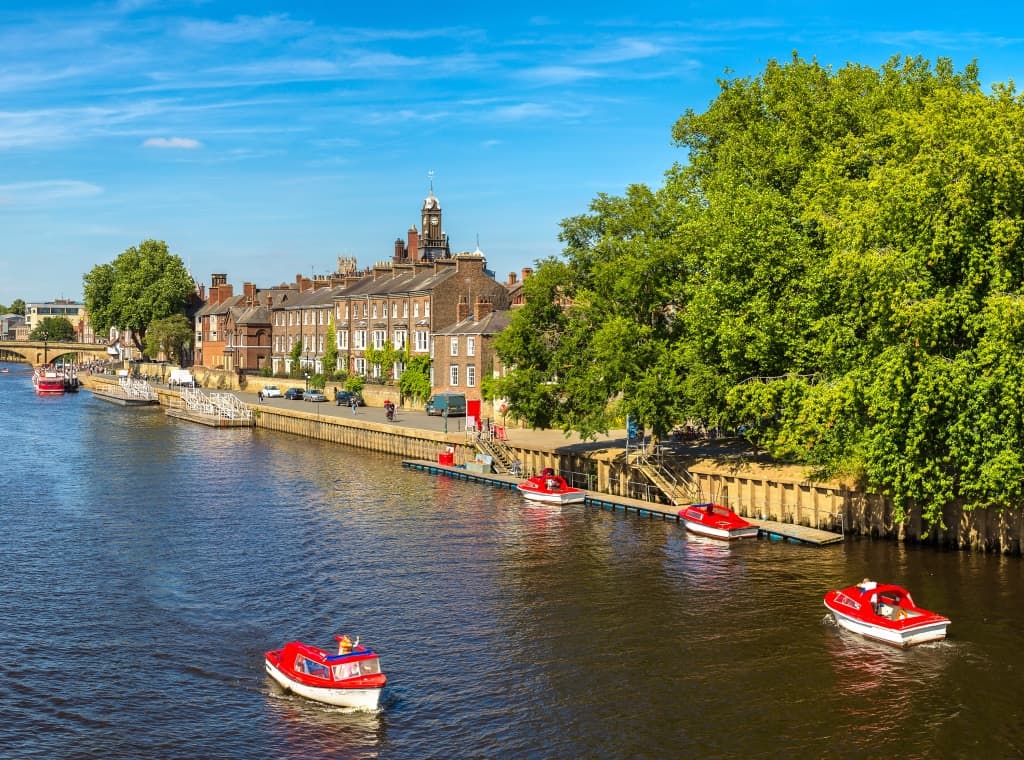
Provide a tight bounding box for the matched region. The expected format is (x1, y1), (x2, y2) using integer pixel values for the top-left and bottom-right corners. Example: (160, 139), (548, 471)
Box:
(118, 377), (158, 401)
(210, 392), (253, 422)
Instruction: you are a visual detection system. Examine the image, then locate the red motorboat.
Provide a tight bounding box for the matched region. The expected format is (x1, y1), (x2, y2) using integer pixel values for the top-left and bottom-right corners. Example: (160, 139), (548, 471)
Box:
(265, 636), (387, 709)
(678, 503), (759, 540)
(823, 580), (951, 647)
(517, 468), (586, 505)
(33, 367), (66, 395)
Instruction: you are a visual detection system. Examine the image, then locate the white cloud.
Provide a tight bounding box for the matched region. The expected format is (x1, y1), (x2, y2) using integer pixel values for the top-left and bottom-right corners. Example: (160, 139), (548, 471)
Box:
(0, 180), (103, 204)
(580, 38), (663, 64)
(143, 137), (202, 149)
(177, 14), (310, 44)
(519, 65), (602, 85)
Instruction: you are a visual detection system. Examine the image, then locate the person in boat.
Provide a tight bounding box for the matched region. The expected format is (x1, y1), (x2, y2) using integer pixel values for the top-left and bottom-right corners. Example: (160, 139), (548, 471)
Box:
(336, 634), (359, 654)
(857, 578), (879, 612)
(540, 467), (558, 489)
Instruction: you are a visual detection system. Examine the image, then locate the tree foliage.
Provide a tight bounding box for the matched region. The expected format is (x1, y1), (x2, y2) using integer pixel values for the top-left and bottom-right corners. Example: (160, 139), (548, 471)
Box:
(497, 54), (1024, 526)
(30, 316), (76, 342)
(399, 353), (432, 404)
(1, 299), (26, 315)
(322, 315), (338, 376)
(82, 240), (193, 353)
(143, 314), (194, 364)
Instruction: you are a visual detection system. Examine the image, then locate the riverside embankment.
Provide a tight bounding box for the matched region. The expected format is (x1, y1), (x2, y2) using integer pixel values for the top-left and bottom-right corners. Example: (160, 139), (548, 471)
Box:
(80, 373), (1024, 554)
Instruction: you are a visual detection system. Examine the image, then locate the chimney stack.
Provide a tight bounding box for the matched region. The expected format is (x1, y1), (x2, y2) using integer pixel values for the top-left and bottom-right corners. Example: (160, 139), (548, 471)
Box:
(473, 297), (493, 322)
(457, 296), (470, 322)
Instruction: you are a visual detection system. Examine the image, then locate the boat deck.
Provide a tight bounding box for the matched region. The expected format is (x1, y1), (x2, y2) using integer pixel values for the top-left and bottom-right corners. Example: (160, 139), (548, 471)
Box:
(402, 460), (844, 546)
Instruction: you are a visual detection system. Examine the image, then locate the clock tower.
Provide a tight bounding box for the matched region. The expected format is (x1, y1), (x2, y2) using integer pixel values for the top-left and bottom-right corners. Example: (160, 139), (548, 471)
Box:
(419, 179), (450, 261)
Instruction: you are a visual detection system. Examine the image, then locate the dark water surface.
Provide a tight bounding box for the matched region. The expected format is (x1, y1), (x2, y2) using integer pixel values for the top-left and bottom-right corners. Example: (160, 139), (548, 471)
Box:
(1, 362), (1022, 758)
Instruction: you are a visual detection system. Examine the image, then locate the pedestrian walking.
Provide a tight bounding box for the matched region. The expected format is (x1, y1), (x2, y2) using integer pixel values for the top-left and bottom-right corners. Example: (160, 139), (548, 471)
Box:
(351, 397), (357, 414)
(257, 389), (263, 403)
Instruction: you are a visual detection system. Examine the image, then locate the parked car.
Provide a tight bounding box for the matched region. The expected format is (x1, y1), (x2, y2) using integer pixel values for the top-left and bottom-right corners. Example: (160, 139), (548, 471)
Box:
(425, 392), (467, 416)
(284, 388), (304, 400)
(334, 390), (365, 407)
(168, 368), (196, 388)
(262, 385), (282, 398)
(304, 389), (327, 402)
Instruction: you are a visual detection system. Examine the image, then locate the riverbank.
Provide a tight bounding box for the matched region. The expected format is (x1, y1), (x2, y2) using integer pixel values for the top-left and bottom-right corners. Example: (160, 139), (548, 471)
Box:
(79, 373), (1023, 554)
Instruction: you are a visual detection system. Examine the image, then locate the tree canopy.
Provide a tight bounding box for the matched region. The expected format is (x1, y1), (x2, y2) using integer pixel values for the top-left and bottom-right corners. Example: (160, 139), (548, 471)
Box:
(495, 54), (1024, 526)
(143, 314), (194, 364)
(29, 316), (76, 342)
(1, 299), (25, 316)
(83, 239), (194, 353)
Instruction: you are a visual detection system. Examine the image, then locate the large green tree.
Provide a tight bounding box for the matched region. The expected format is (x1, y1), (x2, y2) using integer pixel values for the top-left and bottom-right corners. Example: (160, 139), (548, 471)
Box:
(29, 316), (76, 342)
(322, 315), (339, 376)
(83, 239), (193, 354)
(498, 54), (1024, 527)
(144, 314), (194, 364)
(1, 299), (26, 316)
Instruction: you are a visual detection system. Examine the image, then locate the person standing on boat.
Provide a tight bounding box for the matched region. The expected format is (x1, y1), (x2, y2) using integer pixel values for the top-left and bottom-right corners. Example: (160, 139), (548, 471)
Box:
(336, 634), (359, 654)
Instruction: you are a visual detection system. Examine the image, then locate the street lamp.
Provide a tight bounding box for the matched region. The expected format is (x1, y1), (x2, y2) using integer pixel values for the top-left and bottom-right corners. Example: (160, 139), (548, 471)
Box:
(304, 372), (309, 391)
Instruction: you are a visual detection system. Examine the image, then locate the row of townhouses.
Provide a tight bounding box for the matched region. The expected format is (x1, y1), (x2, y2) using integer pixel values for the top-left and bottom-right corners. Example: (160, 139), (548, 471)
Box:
(192, 190), (531, 399)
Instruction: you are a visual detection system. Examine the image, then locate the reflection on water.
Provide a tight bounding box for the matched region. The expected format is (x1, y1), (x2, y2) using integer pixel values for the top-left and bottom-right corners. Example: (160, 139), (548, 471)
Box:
(1, 366), (1023, 757)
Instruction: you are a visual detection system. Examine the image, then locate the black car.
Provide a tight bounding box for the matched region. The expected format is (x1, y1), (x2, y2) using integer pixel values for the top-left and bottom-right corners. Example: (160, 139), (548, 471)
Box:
(334, 390), (365, 407)
(284, 387), (304, 400)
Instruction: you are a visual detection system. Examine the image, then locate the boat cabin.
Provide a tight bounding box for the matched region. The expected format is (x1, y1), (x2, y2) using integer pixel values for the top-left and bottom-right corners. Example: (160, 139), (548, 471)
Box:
(282, 641), (383, 684)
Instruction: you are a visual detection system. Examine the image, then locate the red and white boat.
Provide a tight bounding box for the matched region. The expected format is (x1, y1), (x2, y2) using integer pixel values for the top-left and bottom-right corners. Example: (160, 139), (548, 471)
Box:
(517, 468), (586, 505)
(678, 503), (759, 540)
(33, 367), (66, 395)
(823, 581), (951, 648)
(265, 636), (387, 709)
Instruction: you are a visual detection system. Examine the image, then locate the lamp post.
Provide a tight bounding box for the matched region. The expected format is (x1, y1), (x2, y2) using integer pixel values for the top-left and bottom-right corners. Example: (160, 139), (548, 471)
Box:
(41, 329), (49, 365)
(304, 372), (309, 391)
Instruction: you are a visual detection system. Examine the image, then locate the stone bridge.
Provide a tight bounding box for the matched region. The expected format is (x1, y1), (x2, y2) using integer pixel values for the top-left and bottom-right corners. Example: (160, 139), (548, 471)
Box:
(0, 340), (111, 368)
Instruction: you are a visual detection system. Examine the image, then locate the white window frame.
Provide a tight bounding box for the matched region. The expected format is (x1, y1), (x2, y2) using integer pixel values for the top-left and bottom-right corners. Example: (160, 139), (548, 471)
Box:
(467, 337), (476, 357)
(449, 364), (459, 386)
(467, 365), (476, 387)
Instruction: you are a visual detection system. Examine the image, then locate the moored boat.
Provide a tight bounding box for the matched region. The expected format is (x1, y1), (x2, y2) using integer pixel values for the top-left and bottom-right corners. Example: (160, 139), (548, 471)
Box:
(823, 580), (950, 648)
(33, 367), (66, 395)
(678, 503), (759, 540)
(265, 636), (387, 709)
(517, 468), (586, 505)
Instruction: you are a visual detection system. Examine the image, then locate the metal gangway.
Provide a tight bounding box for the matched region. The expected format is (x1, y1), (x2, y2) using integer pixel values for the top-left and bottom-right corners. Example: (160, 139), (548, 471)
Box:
(177, 388), (253, 423)
(210, 392), (253, 422)
(118, 377), (158, 401)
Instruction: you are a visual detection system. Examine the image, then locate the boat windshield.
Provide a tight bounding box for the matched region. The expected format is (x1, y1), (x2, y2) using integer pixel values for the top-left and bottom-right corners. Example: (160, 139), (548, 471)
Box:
(293, 655), (331, 680)
(332, 656), (381, 681)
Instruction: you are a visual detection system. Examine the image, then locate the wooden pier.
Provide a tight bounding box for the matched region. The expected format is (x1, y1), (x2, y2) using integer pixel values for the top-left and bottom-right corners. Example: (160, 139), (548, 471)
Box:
(402, 460), (844, 546)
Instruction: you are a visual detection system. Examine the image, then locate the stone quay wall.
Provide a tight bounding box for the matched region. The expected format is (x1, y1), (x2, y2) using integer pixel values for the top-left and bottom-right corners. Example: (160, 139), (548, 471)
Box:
(80, 374), (1022, 554)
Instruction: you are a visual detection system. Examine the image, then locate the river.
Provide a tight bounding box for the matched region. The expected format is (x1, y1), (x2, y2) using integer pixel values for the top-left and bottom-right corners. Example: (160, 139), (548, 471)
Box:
(1, 361), (1022, 758)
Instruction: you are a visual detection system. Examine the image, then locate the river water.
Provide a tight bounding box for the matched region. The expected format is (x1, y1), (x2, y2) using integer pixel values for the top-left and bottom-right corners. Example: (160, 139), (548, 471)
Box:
(1, 361), (1022, 758)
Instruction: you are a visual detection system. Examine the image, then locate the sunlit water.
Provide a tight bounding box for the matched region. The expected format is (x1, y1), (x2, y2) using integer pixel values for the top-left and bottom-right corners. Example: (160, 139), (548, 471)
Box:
(1, 361), (1022, 758)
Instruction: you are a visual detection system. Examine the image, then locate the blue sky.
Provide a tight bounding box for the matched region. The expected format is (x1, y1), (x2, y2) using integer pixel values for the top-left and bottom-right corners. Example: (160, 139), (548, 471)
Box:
(2, 1), (1023, 305)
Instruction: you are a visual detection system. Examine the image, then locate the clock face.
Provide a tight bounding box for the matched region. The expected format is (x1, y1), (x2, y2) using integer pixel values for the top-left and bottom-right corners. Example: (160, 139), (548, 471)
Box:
(430, 217), (439, 225)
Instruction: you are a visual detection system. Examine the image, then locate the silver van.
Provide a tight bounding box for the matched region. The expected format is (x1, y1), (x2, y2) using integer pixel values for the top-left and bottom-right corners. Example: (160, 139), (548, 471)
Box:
(425, 392), (467, 416)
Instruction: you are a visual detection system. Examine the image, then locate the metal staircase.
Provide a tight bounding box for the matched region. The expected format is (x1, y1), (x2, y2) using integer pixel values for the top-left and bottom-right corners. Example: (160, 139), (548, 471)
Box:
(470, 430), (519, 474)
(630, 449), (702, 506)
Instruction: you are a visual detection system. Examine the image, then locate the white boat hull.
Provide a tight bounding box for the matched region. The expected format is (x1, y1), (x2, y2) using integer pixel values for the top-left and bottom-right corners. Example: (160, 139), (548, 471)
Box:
(827, 606), (950, 647)
(517, 486), (585, 505)
(265, 660), (383, 709)
(682, 520), (759, 540)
